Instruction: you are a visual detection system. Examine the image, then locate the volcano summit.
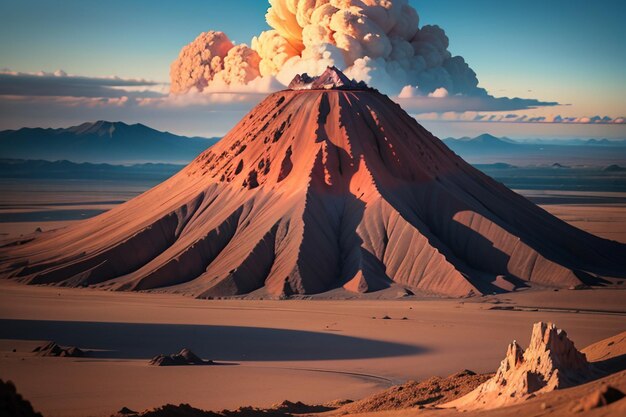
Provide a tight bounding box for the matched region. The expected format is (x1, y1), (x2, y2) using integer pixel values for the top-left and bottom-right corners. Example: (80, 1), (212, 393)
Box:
(1, 68), (625, 298)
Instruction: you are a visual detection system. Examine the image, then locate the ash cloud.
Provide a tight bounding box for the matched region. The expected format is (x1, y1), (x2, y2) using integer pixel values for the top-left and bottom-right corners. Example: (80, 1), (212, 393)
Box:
(170, 32), (264, 93)
(170, 0), (486, 98)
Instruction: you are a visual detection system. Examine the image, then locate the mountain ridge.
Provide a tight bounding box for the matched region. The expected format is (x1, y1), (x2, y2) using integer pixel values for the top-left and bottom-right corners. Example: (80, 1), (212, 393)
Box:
(0, 158), (184, 180)
(0, 121), (219, 164)
(443, 134), (626, 147)
(442, 133), (626, 165)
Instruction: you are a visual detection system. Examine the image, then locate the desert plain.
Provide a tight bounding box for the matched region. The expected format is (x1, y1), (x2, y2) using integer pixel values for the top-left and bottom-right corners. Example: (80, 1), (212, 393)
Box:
(0, 277), (624, 416)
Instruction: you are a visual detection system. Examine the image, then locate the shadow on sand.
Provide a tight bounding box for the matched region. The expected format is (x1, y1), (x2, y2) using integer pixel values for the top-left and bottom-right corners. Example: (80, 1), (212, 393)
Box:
(593, 354), (626, 374)
(0, 319), (425, 361)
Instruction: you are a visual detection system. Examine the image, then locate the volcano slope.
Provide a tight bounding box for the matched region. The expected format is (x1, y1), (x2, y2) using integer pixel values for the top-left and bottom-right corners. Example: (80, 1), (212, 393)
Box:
(1, 72), (625, 298)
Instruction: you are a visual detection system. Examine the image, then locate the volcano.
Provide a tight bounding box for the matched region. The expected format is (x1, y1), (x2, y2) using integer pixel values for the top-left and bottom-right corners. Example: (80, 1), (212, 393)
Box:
(1, 67), (625, 298)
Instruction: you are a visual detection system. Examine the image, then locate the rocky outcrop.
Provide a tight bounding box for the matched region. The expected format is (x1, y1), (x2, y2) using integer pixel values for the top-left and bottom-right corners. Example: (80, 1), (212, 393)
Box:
(446, 322), (600, 410)
(32, 341), (85, 357)
(149, 348), (212, 366)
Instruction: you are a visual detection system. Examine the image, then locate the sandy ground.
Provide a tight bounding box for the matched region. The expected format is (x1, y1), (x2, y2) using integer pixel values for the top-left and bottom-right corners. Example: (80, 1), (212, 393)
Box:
(540, 204), (626, 243)
(0, 178), (149, 240)
(506, 189), (626, 243)
(0, 281), (624, 417)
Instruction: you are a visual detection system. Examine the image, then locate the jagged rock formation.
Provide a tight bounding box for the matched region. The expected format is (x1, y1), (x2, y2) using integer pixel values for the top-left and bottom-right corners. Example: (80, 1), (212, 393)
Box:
(1, 68), (625, 298)
(288, 66), (368, 90)
(149, 349), (211, 366)
(446, 322), (600, 410)
(32, 341), (85, 357)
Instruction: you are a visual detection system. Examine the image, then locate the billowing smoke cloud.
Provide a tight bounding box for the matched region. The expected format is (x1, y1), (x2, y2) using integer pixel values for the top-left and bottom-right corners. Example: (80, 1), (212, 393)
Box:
(170, 0), (485, 97)
(170, 31), (262, 93)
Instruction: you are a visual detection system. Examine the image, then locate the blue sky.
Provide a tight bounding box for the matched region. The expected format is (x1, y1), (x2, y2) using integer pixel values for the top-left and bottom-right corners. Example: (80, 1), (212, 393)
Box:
(0, 0), (624, 138)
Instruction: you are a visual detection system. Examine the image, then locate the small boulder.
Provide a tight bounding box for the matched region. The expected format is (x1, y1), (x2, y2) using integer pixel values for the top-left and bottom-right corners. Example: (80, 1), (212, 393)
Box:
(149, 348), (212, 366)
(112, 406), (139, 416)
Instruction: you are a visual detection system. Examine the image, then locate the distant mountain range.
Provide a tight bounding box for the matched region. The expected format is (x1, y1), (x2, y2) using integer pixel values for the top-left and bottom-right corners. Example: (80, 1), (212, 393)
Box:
(444, 134), (626, 147)
(0, 121), (219, 164)
(0, 158), (184, 180)
(442, 134), (626, 165)
(604, 164), (626, 172)
(518, 138), (626, 146)
(442, 133), (518, 150)
(443, 133), (626, 148)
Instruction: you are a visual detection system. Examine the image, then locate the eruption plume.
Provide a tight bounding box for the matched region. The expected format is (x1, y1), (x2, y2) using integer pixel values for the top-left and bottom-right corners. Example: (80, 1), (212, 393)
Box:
(170, 0), (484, 96)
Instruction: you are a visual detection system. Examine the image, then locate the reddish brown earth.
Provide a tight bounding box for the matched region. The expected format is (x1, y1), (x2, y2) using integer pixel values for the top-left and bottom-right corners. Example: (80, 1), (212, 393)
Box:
(336, 370), (491, 413)
(106, 322), (626, 417)
(1, 281), (624, 417)
(1, 69), (625, 298)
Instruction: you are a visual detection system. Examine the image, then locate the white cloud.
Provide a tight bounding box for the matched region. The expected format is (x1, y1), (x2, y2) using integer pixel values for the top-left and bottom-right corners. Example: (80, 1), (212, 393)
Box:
(398, 85), (418, 98)
(394, 94), (559, 113)
(0, 70), (165, 98)
(415, 111), (626, 125)
(428, 87), (449, 98)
